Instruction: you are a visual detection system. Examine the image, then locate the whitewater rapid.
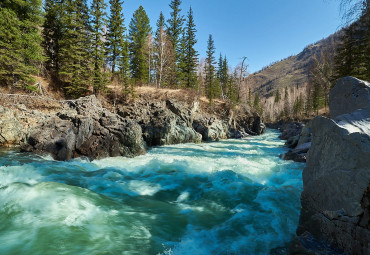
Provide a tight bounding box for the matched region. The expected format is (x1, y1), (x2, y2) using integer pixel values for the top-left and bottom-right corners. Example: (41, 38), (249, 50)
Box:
(0, 129), (304, 254)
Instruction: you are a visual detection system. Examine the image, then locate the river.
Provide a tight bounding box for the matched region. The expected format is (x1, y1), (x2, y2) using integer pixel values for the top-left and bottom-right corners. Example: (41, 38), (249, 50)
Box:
(0, 129), (304, 255)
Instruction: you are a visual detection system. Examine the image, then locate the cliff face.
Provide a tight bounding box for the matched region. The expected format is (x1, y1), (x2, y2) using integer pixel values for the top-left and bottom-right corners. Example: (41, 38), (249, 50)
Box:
(0, 92), (265, 161)
(296, 77), (370, 254)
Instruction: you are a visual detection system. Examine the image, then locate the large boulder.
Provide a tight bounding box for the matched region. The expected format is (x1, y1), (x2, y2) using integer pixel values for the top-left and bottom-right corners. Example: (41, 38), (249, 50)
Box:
(0, 106), (24, 145)
(193, 116), (228, 142)
(297, 77), (370, 254)
(329, 76), (370, 119)
(118, 100), (202, 146)
(279, 122), (304, 140)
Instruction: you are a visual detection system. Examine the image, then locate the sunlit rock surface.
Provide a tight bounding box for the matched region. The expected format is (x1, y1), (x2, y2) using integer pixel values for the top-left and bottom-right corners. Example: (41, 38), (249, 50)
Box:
(296, 77), (370, 254)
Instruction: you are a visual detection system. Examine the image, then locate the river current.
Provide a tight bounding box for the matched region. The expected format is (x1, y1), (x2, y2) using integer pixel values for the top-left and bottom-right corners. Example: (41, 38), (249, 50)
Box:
(0, 129), (304, 255)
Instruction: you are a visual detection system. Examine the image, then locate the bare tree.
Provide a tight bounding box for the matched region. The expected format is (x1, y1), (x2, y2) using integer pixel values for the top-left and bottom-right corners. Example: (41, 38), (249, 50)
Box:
(237, 57), (248, 101)
(339, 0), (369, 25)
(154, 27), (174, 88)
(145, 34), (155, 86)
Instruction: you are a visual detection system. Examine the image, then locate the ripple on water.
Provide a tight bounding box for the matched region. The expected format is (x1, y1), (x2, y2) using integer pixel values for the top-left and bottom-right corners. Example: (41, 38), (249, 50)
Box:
(0, 129), (304, 255)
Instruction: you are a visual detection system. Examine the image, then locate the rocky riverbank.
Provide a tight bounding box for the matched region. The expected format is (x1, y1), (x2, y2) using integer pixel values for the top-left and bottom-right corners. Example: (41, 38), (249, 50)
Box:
(292, 77), (370, 254)
(266, 120), (312, 163)
(0, 91), (265, 160)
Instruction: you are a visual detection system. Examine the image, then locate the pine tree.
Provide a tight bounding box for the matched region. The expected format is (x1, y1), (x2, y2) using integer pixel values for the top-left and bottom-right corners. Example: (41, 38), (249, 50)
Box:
(167, 0), (185, 86)
(59, 0), (92, 98)
(91, 0), (108, 94)
(129, 6), (151, 85)
(181, 7), (198, 89)
(0, 0), (44, 90)
(204, 34), (216, 105)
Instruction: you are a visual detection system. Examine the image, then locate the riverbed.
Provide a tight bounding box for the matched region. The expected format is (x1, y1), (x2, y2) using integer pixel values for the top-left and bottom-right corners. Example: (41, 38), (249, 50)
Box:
(0, 129), (304, 254)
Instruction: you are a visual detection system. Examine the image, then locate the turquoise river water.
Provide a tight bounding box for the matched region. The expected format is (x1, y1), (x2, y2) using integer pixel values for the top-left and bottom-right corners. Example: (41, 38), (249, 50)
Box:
(0, 129), (304, 255)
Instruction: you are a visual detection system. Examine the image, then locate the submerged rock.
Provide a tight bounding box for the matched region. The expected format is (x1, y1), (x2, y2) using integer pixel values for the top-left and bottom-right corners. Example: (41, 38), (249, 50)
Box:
(296, 77), (370, 254)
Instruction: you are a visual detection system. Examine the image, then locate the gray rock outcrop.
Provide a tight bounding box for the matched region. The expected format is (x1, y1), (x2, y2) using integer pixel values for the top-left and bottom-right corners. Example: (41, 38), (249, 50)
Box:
(296, 77), (370, 254)
(21, 96), (146, 160)
(330, 77), (370, 119)
(0, 93), (265, 161)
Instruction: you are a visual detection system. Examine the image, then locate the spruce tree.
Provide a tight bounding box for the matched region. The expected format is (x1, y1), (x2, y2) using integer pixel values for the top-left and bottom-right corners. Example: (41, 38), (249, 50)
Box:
(91, 0), (108, 94)
(167, 0), (185, 86)
(181, 7), (198, 89)
(205, 34), (216, 105)
(217, 54), (224, 98)
(217, 53), (229, 99)
(43, 0), (64, 76)
(129, 6), (151, 85)
(58, 0), (92, 98)
(106, 0), (127, 74)
(0, 0), (44, 90)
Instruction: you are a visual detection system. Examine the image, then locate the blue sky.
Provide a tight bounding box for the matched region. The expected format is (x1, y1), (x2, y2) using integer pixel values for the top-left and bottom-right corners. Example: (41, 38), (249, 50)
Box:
(120, 0), (342, 73)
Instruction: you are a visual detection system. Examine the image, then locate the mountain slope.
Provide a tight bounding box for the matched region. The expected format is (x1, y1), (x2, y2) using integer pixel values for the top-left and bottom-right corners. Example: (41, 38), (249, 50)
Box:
(245, 31), (341, 98)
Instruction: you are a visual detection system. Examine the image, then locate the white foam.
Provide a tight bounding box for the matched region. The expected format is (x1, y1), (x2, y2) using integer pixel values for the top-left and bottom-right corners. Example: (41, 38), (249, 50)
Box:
(128, 180), (162, 196)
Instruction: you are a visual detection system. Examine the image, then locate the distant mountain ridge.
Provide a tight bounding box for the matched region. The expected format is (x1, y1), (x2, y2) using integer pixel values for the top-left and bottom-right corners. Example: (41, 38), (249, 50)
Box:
(245, 31), (342, 98)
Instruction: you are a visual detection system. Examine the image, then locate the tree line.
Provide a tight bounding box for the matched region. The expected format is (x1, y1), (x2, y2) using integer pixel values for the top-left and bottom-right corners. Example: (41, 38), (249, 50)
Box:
(269, 0), (369, 121)
(306, 0), (369, 116)
(0, 0), (242, 104)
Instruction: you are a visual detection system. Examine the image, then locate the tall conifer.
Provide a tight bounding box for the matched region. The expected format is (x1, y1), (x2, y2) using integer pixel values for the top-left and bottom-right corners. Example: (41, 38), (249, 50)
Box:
(167, 0), (185, 86)
(91, 0), (108, 94)
(106, 0), (127, 74)
(129, 6), (151, 85)
(181, 7), (198, 88)
(59, 0), (92, 97)
(0, 0), (44, 89)
(43, 0), (64, 76)
(205, 34), (216, 105)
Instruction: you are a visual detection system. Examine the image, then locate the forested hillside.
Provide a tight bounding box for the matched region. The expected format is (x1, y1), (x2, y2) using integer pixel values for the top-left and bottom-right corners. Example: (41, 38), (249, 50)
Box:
(245, 1), (369, 121)
(0, 0), (243, 106)
(0, 0), (369, 122)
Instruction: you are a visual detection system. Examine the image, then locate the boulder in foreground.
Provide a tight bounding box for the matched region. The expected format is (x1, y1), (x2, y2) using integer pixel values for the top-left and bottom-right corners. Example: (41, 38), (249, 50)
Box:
(295, 77), (370, 254)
